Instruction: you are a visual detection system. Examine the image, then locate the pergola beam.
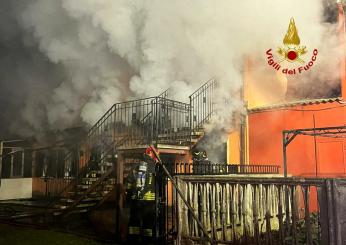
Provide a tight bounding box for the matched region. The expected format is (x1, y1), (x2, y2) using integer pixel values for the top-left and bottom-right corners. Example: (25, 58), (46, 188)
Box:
(282, 125), (346, 177)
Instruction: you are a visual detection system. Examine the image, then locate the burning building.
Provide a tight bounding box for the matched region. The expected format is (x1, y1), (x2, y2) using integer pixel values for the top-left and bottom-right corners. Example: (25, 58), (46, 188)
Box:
(1, 0), (346, 243)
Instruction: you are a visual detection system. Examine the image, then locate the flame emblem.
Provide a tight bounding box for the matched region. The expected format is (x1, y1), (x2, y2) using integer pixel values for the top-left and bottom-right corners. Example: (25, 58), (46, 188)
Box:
(277, 18), (307, 63)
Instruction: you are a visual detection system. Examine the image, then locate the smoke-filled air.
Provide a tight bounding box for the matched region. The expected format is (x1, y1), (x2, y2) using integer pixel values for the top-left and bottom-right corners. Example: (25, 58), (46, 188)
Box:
(0, 0), (340, 139)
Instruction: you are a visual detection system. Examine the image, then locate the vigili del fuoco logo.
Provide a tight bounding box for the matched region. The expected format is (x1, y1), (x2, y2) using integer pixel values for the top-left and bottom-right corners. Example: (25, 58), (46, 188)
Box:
(266, 18), (318, 75)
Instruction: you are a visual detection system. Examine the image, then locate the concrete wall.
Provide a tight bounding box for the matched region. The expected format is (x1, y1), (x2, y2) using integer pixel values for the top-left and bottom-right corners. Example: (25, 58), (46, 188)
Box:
(0, 178), (32, 200)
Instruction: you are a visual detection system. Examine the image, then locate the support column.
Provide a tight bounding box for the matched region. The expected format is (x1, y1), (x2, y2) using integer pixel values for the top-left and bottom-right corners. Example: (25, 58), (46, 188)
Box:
(10, 148), (13, 178)
(115, 151), (124, 240)
(21, 150), (25, 177)
(283, 132), (288, 178)
(116, 151), (124, 185)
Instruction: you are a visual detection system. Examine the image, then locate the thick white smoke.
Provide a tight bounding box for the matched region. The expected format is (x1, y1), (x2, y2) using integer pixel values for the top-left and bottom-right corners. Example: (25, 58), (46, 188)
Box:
(2, 0), (340, 138)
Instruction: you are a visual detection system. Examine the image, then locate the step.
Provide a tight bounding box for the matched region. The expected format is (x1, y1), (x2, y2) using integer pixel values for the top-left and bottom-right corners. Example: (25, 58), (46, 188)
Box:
(81, 178), (116, 185)
(53, 202), (98, 213)
(53, 211), (62, 216)
(80, 179), (115, 186)
(85, 171), (101, 178)
(68, 191), (102, 197)
(77, 184), (93, 189)
(81, 180), (97, 185)
(52, 207), (89, 216)
(106, 179), (116, 185)
(82, 197), (103, 202)
(191, 131), (204, 136)
(85, 170), (114, 178)
(56, 205), (68, 210)
(76, 203), (96, 208)
(157, 135), (189, 140)
(60, 198), (74, 203)
(190, 138), (199, 143)
(63, 176), (75, 180)
(81, 177), (99, 182)
(99, 162), (113, 167)
(104, 184), (115, 190)
(70, 209), (88, 214)
(67, 191), (88, 196)
(102, 190), (110, 195)
(57, 196), (103, 207)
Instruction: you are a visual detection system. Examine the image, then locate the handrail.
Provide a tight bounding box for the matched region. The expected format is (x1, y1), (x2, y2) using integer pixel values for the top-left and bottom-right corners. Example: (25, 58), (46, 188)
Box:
(189, 79), (217, 134)
(46, 141), (116, 207)
(158, 88), (170, 99)
(189, 78), (216, 98)
(60, 166), (115, 217)
(140, 111), (152, 123)
(88, 97), (157, 136)
(88, 89), (169, 135)
(193, 111), (214, 130)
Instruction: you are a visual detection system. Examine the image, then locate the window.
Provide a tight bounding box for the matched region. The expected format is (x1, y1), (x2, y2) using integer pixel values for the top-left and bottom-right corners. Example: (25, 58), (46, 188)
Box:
(1, 146), (32, 178)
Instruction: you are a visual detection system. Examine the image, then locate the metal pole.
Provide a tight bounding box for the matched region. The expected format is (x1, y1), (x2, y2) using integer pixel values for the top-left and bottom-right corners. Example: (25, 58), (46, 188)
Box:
(189, 95), (192, 149)
(313, 115), (318, 177)
(283, 132), (287, 178)
(150, 146), (214, 244)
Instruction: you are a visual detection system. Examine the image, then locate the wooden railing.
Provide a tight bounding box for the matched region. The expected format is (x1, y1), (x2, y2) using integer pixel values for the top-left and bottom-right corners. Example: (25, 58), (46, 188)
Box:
(170, 176), (346, 245)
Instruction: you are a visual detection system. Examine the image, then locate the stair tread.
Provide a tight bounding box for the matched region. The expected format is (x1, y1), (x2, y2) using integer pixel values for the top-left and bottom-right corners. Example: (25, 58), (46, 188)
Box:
(69, 209), (88, 214)
(82, 197), (103, 202)
(82, 177), (99, 181)
(60, 198), (74, 203)
(77, 203), (96, 208)
(191, 131), (204, 136)
(70, 191), (102, 197)
(77, 184), (90, 188)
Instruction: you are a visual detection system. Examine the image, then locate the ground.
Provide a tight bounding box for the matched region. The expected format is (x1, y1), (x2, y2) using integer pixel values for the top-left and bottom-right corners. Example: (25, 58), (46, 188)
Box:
(0, 223), (110, 245)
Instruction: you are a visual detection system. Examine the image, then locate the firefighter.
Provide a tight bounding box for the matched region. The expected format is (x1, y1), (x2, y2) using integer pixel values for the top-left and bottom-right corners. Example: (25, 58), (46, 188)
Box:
(125, 149), (157, 244)
(192, 149), (209, 174)
(193, 149), (227, 174)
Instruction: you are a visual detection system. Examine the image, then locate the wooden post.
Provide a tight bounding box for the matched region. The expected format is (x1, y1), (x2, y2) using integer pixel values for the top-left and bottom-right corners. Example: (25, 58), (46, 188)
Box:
(21, 150), (25, 177)
(116, 151), (125, 240)
(116, 151), (124, 185)
(10, 147), (14, 178)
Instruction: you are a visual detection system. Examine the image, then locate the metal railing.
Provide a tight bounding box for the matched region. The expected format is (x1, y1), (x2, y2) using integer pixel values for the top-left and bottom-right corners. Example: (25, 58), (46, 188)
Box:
(173, 162), (280, 175)
(39, 96), (191, 198)
(37, 79), (217, 198)
(88, 97), (156, 150)
(155, 98), (191, 145)
(189, 79), (217, 132)
(84, 96), (191, 152)
(168, 176), (346, 245)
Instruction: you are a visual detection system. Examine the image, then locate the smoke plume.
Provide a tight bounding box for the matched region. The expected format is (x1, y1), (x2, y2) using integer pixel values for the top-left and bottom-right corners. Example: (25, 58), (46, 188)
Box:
(0, 0), (341, 141)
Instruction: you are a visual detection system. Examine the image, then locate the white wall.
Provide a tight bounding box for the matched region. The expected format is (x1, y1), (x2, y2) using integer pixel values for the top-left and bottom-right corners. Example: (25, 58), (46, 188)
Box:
(0, 178), (32, 200)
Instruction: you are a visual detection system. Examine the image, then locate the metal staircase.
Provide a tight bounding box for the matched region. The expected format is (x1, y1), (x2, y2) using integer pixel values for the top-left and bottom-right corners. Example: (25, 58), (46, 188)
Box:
(53, 167), (115, 217)
(49, 79), (217, 218)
